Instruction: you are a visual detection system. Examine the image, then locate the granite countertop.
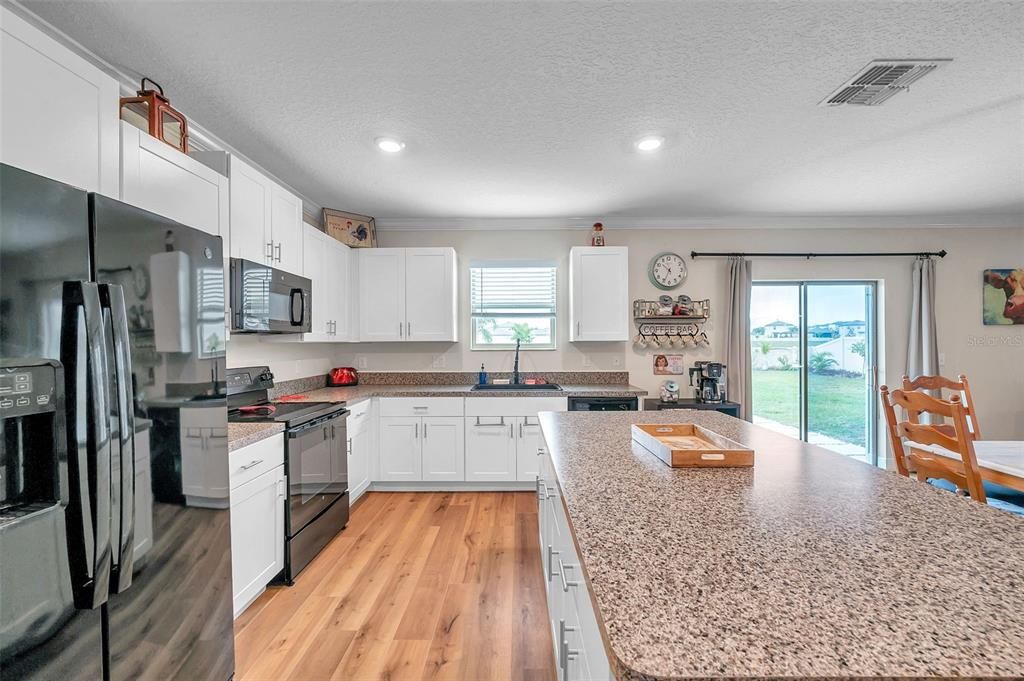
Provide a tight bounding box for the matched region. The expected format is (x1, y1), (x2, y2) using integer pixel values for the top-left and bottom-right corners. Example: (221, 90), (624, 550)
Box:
(228, 422), (284, 451)
(538, 409), (1024, 681)
(279, 383), (647, 404)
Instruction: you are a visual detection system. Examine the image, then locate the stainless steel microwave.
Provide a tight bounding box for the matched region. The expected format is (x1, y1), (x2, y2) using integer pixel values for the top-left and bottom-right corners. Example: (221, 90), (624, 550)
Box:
(229, 258), (312, 333)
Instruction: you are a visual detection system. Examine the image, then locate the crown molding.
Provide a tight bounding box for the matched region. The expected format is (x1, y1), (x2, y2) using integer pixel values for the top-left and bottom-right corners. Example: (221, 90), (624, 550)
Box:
(375, 214), (1023, 231)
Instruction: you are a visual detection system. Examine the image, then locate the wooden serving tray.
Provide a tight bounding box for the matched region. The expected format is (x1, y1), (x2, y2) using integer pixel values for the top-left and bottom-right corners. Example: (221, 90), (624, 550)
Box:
(631, 424), (754, 468)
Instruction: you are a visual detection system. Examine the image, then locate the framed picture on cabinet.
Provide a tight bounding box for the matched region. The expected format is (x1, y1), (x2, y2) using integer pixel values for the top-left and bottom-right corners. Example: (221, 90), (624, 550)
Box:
(323, 208), (377, 248)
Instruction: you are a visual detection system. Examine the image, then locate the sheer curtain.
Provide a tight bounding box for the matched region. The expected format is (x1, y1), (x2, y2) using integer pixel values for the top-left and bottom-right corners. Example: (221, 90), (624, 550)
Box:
(907, 256), (939, 389)
(724, 256), (753, 420)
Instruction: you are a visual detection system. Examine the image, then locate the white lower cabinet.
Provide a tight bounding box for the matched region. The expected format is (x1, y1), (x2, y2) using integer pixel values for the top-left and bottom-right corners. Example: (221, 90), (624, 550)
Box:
(422, 417), (466, 481)
(537, 443), (612, 681)
(229, 433), (285, 618)
(465, 416), (517, 482)
(465, 398), (566, 483)
(379, 415), (466, 482)
(347, 400), (373, 502)
(379, 417), (422, 481)
(515, 416), (543, 481)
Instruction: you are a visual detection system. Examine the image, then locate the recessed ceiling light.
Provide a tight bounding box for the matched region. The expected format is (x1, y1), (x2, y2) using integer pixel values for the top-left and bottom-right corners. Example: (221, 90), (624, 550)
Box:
(635, 135), (664, 152)
(375, 137), (405, 153)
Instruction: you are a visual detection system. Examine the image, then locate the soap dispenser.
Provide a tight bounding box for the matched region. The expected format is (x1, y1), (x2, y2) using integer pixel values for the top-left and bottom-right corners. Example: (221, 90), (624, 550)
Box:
(478, 363), (488, 385)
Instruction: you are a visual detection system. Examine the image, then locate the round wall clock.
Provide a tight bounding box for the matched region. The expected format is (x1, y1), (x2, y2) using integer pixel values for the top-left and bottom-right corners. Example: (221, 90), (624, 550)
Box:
(648, 252), (687, 290)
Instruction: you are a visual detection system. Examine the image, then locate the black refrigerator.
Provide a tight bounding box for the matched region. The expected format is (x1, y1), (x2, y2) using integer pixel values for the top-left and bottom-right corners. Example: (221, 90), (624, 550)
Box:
(0, 164), (235, 681)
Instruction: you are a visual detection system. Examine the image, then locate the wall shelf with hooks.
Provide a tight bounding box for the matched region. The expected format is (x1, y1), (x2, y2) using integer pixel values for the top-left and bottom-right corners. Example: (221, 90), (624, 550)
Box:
(632, 298), (710, 348)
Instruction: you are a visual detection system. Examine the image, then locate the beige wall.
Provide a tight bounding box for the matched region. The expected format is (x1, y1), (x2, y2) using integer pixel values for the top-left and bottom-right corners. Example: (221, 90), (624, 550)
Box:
(228, 225), (1023, 440)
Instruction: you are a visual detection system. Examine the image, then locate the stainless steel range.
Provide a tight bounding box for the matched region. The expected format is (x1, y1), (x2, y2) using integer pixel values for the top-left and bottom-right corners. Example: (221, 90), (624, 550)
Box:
(227, 366), (349, 583)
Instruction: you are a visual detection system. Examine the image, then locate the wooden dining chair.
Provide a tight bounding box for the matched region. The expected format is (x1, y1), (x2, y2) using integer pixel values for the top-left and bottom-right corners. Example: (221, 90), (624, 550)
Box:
(879, 385), (986, 503)
(901, 374), (981, 440)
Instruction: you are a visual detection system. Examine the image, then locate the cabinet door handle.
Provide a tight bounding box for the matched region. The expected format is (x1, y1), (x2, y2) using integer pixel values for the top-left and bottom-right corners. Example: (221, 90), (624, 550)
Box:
(399, 322), (403, 338)
(547, 545), (561, 581)
(347, 437), (353, 455)
(558, 559), (579, 592)
(407, 321), (411, 337)
(576, 321), (581, 336)
(536, 477), (546, 500)
(277, 478), (286, 498)
(275, 242), (282, 262)
(415, 422), (419, 439)
(558, 619), (579, 679)
(537, 447), (544, 457)
(509, 423), (514, 439)
(423, 422), (428, 438)
(266, 241), (274, 261)
(240, 458), (264, 470)
(519, 422), (523, 439)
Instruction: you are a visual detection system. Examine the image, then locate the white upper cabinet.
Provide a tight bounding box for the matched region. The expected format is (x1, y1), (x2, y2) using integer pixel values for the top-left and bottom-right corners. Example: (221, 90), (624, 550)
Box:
(358, 248), (407, 341)
(325, 237), (352, 340)
(120, 123), (228, 238)
(302, 226), (329, 339)
(357, 247), (457, 342)
(269, 225), (353, 343)
(226, 156), (271, 263)
(1, 7), (119, 196)
(270, 185), (302, 273)
(197, 152), (304, 273)
(569, 246), (629, 341)
(405, 248), (457, 341)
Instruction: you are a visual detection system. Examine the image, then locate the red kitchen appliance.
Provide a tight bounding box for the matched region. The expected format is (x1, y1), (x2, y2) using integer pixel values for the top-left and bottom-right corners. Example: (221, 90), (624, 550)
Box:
(328, 367), (359, 386)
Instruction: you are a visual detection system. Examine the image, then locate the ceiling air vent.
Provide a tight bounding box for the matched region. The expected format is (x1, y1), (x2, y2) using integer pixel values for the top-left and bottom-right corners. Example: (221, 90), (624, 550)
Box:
(820, 59), (951, 107)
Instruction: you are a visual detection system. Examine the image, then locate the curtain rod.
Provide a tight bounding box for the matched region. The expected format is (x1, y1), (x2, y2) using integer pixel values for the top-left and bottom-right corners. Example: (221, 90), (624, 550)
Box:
(690, 250), (947, 259)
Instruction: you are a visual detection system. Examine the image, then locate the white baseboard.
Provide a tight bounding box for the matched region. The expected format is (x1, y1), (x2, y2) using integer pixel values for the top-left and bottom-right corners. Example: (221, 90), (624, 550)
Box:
(368, 481), (535, 493)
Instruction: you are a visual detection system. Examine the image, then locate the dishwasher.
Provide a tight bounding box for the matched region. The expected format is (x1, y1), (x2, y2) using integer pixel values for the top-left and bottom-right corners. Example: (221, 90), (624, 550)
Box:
(566, 396), (638, 411)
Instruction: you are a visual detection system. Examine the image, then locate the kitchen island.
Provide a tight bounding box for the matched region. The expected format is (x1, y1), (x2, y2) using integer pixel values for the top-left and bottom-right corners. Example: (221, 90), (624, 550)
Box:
(537, 410), (1024, 680)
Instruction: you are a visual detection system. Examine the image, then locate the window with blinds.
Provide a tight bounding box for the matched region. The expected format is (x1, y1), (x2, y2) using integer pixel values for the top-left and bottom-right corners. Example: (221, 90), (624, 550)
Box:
(469, 263), (557, 350)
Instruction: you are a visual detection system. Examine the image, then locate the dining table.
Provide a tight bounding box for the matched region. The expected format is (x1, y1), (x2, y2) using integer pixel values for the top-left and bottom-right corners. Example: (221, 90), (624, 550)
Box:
(914, 440), (1024, 491)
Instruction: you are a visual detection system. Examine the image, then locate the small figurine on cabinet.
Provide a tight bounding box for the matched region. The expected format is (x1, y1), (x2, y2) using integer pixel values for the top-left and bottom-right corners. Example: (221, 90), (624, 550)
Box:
(590, 222), (606, 246)
(660, 380), (680, 403)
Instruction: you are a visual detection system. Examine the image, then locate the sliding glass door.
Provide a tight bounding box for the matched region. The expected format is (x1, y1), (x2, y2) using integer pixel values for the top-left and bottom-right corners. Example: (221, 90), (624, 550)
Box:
(750, 282), (878, 465)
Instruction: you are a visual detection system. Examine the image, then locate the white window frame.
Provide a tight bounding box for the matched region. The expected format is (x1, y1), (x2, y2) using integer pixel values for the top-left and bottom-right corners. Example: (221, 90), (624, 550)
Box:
(469, 261), (557, 351)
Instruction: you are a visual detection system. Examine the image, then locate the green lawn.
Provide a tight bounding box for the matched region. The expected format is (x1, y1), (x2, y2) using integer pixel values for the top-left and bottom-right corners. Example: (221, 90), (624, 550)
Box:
(751, 370), (868, 447)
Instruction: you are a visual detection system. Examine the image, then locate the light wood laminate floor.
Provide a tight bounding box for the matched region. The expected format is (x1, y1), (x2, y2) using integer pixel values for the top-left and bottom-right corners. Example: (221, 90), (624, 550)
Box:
(234, 492), (557, 681)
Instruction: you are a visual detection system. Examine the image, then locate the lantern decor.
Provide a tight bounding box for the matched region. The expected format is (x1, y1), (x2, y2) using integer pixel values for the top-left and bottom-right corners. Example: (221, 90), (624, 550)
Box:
(119, 78), (190, 153)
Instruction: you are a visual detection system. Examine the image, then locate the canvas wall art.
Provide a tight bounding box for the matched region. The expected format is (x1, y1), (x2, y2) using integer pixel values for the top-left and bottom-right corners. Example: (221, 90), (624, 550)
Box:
(983, 269), (1024, 325)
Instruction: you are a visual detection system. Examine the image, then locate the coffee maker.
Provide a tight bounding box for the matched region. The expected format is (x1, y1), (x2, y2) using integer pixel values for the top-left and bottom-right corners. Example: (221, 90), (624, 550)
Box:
(688, 361), (727, 403)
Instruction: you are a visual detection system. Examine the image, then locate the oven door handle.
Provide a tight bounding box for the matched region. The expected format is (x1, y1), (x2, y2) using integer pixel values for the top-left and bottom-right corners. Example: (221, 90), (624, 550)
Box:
(287, 410), (349, 436)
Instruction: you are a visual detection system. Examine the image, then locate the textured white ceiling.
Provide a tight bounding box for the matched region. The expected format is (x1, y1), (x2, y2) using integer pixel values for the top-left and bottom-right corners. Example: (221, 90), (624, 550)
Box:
(23, 0), (1024, 226)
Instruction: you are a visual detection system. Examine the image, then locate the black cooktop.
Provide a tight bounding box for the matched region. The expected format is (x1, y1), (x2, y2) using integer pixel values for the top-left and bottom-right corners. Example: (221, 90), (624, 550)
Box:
(228, 400), (345, 427)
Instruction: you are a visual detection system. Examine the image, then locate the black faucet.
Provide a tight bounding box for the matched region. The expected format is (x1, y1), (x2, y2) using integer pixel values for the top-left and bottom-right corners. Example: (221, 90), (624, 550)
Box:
(512, 338), (522, 385)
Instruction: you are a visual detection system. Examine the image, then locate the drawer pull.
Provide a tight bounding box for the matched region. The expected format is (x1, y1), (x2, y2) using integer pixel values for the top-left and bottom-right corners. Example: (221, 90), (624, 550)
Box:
(240, 458), (264, 470)
(558, 559), (579, 592)
(547, 545), (561, 581)
(474, 416), (505, 427)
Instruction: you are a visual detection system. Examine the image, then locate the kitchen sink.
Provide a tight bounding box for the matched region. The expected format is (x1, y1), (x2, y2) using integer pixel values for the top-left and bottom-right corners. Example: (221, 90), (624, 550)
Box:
(470, 383), (563, 391)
